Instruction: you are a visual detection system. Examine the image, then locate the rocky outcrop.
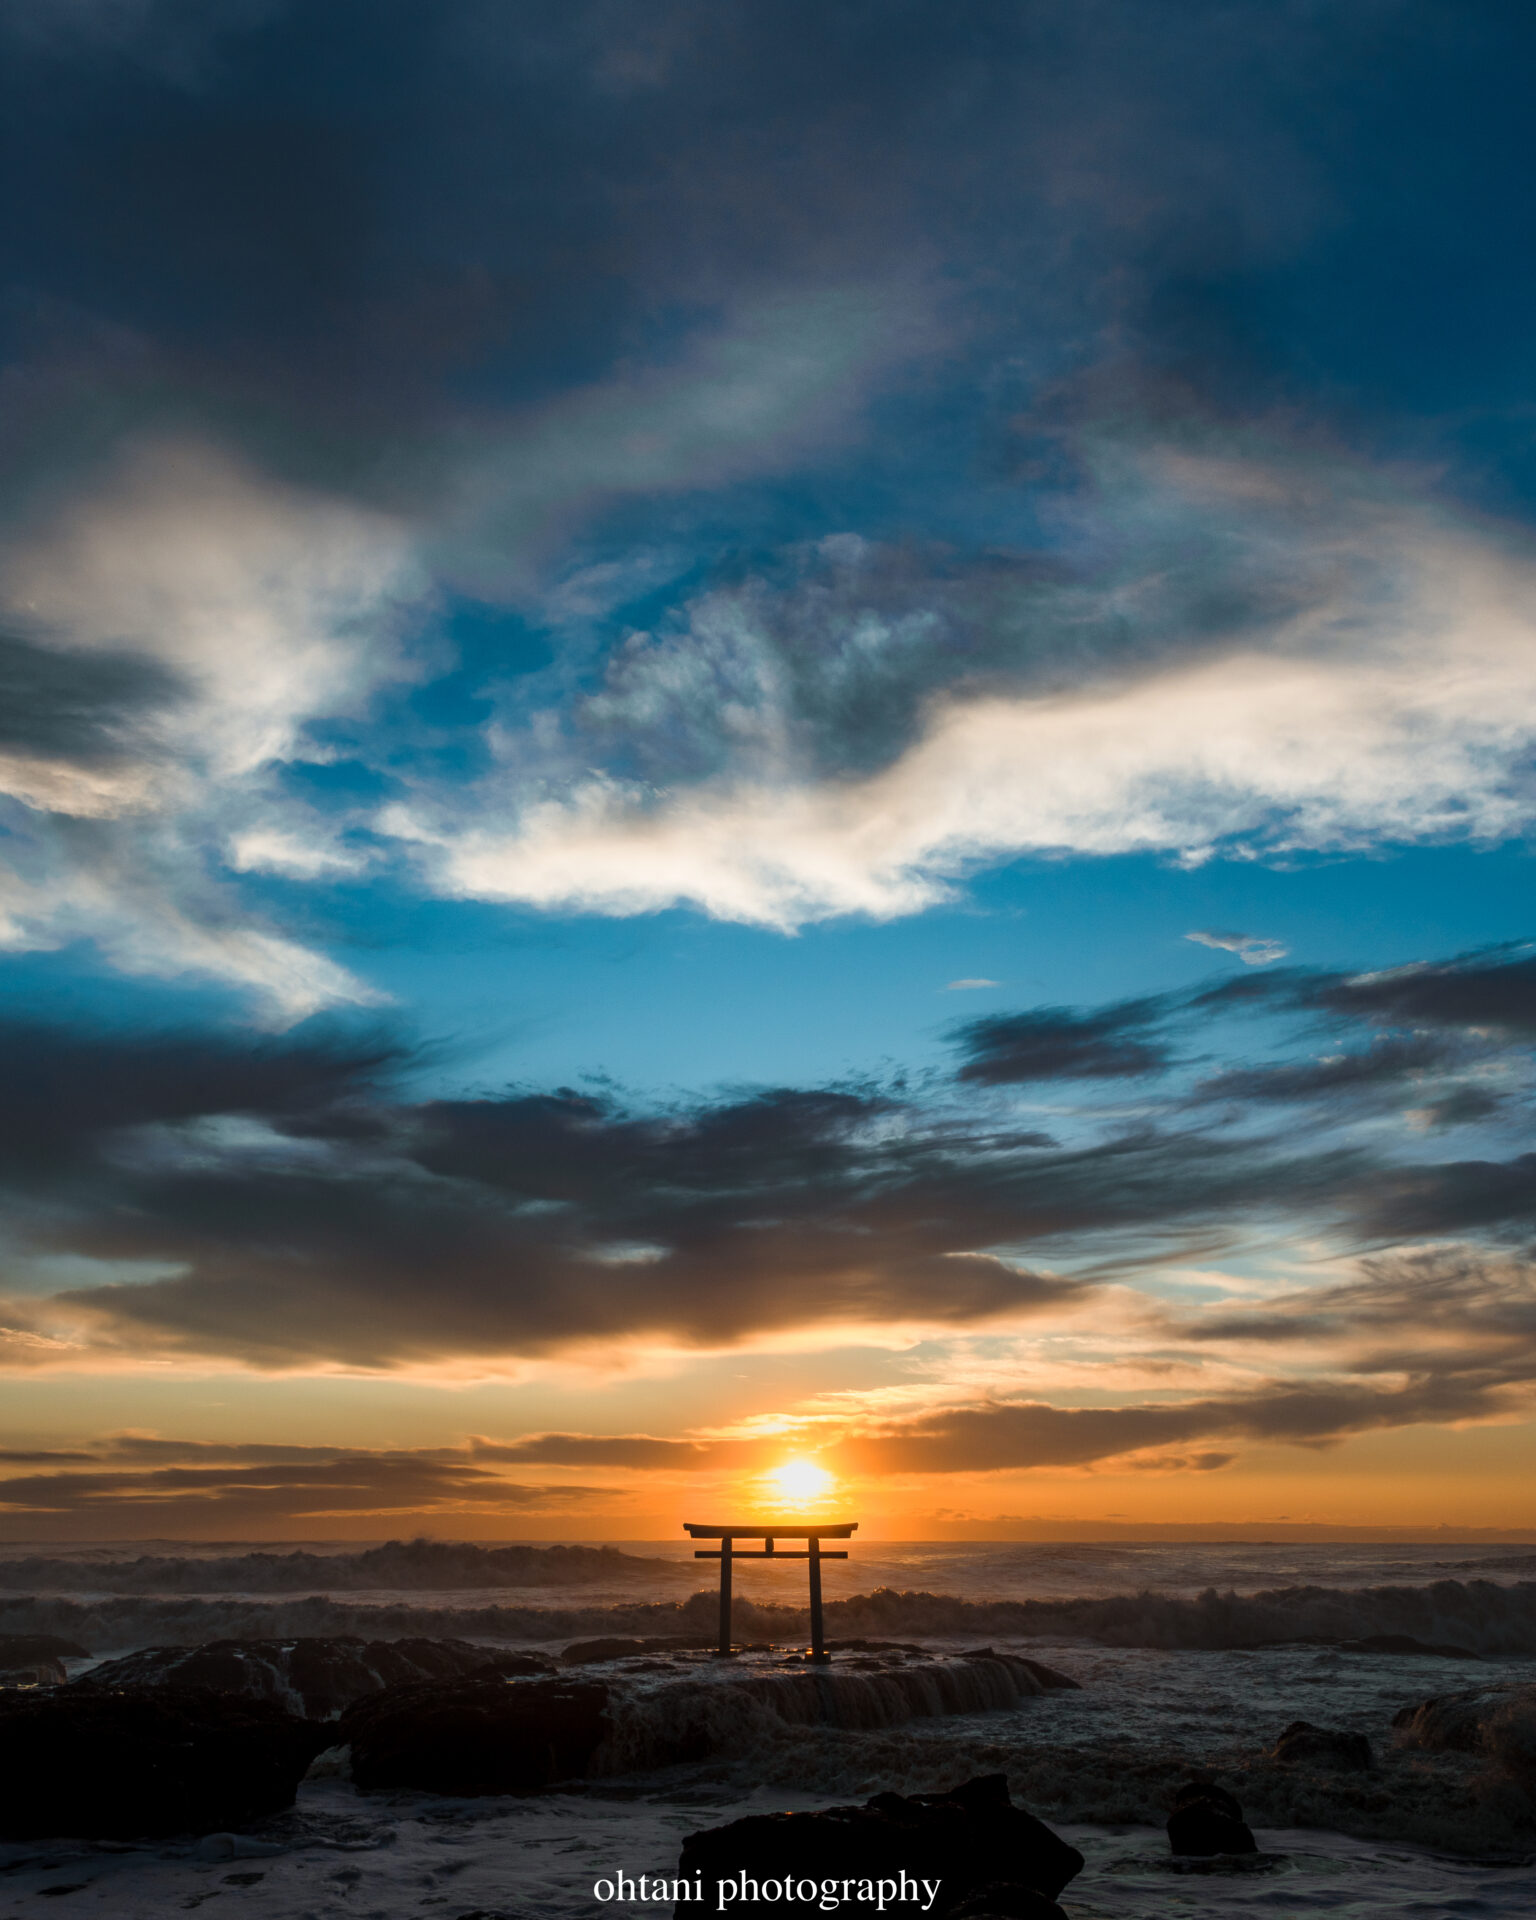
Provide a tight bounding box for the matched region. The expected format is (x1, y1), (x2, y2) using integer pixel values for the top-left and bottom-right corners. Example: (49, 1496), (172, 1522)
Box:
(0, 1633), (88, 1662)
(960, 1651), (1080, 1691)
(0, 1632), (87, 1685)
(1394, 1682), (1536, 1804)
(75, 1635), (552, 1718)
(334, 1674), (610, 1793)
(562, 1636), (704, 1665)
(1336, 1634), (1478, 1659)
(1166, 1779), (1257, 1855)
(1268, 1721), (1372, 1770)
(675, 1774), (1082, 1920)
(0, 1686), (321, 1840)
(1392, 1681), (1532, 1753)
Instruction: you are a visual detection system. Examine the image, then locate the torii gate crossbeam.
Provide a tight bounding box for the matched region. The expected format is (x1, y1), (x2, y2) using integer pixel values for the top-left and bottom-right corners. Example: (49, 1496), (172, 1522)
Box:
(684, 1521), (858, 1663)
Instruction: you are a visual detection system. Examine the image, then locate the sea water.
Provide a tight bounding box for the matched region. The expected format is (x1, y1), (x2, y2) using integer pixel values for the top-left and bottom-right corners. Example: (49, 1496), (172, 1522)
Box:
(2, 1538), (1535, 1918)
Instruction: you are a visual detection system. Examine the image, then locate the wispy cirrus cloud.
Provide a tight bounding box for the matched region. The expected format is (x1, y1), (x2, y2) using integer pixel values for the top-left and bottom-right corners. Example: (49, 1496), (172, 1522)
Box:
(1186, 929), (1289, 966)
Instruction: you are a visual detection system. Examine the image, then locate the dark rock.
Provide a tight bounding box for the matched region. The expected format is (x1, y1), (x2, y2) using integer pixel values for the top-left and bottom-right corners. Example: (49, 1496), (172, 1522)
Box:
(676, 1774), (1082, 1920)
(1269, 1720), (1372, 1770)
(76, 1636), (551, 1719)
(0, 1634), (88, 1663)
(1338, 1634), (1479, 1659)
(561, 1637), (652, 1665)
(336, 1675), (610, 1794)
(1172, 1779), (1243, 1821)
(0, 1656), (67, 1686)
(945, 1883), (1067, 1920)
(562, 1636), (705, 1664)
(1393, 1683), (1527, 1752)
(959, 1650), (1079, 1690)
(0, 1686), (322, 1840)
(1167, 1778), (1257, 1855)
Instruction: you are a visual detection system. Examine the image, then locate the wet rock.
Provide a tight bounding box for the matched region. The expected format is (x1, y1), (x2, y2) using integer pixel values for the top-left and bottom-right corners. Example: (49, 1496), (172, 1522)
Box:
(0, 1686), (322, 1840)
(1393, 1682), (1531, 1752)
(76, 1636), (551, 1718)
(1166, 1779), (1257, 1856)
(676, 1773), (1083, 1920)
(1337, 1634), (1479, 1659)
(959, 1650), (1080, 1690)
(336, 1675), (610, 1794)
(0, 1634), (88, 1664)
(1269, 1720), (1372, 1770)
(562, 1637), (650, 1664)
(0, 1656), (67, 1686)
(562, 1635), (706, 1664)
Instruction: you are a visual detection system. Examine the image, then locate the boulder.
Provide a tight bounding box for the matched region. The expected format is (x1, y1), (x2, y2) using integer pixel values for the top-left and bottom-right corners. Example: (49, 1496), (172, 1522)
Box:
(959, 1651), (1080, 1691)
(0, 1686), (322, 1840)
(1393, 1683), (1530, 1753)
(335, 1675), (610, 1794)
(0, 1634), (88, 1663)
(76, 1636), (552, 1718)
(1269, 1720), (1372, 1770)
(1337, 1634), (1478, 1659)
(0, 1633), (89, 1690)
(1166, 1779), (1257, 1856)
(676, 1774), (1083, 1920)
(0, 1656), (67, 1686)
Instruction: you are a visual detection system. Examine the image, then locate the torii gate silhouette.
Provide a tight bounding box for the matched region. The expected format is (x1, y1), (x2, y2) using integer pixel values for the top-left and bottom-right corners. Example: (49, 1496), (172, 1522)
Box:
(684, 1520), (857, 1663)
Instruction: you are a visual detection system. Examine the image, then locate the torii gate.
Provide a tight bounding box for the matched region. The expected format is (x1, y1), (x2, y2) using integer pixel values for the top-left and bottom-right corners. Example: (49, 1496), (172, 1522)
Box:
(684, 1520), (857, 1663)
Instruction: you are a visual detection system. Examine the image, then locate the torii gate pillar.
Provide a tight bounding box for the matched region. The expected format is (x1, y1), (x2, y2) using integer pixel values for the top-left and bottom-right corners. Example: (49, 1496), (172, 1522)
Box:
(684, 1521), (858, 1663)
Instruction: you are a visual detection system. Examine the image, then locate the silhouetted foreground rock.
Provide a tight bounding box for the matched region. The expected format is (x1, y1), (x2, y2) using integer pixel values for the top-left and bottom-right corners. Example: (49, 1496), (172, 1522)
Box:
(960, 1650), (1080, 1691)
(562, 1636), (706, 1665)
(1269, 1720), (1372, 1770)
(0, 1632), (88, 1684)
(1166, 1779), (1257, 1855)
(77, 1635), (552, 1717)
(0, 1687), (321, 1839)
(0, 1632), (88, 1663)
(335, 1675), (610, 1793)
(1337, 1633), (1479, 1659)
(675, 1774), (1081, 1920)
(1393, 1681), (1535, 1752)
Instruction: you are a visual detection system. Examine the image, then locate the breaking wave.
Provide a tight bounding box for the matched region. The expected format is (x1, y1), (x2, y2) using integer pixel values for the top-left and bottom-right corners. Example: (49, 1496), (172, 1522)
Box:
(6, 1577), (1536, 1655)
(592, 1651), (1056, 1774)
(0, 1539), (670, 1594)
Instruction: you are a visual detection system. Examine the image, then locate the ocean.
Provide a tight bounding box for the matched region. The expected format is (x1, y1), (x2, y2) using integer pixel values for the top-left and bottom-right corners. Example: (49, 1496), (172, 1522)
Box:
(2, 1538), (1535, 1919)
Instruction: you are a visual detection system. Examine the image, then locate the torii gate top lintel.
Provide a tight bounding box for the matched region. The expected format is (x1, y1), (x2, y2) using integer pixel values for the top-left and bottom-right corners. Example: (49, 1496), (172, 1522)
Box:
(683, 1519), (858, 1663)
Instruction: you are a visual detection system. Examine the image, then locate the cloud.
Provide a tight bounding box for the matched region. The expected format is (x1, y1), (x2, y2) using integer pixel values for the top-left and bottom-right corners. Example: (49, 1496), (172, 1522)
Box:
(945, 979), (1000, 991)
(1186, 929), (1289, 966)
(388, 447), (1536, 926)
(952, 997), (1173, 1083)
(0, 933), (1528, 1370)
(0, 1449), (601, 1523)
(1193, 1033), (1462, 1105)
(830, 1365), (1526, 1476)
(0, 440), (422, 1018)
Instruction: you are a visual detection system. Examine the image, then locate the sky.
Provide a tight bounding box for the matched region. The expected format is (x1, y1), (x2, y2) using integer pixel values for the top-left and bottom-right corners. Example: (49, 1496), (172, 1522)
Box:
(1, 0), (1535, 1542)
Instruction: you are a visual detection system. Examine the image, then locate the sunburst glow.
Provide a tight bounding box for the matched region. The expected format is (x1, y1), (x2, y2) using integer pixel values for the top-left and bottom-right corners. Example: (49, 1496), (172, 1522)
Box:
(767, 1458), (835, 1504)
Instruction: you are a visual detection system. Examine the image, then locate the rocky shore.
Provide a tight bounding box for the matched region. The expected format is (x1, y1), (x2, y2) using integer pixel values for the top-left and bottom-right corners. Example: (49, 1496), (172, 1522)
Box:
(0, 1628), (1533, 1916)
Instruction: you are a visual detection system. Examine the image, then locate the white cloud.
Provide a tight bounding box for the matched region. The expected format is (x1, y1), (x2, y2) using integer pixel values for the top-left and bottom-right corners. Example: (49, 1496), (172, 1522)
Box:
(7, 438), (419, 778)
(0, 439), (420, 1019)
(388, 446), (1536, 927)
(945, 978), (1000, 990)
(1185, 930), (1289, 966)
(442, 280), (942, 590)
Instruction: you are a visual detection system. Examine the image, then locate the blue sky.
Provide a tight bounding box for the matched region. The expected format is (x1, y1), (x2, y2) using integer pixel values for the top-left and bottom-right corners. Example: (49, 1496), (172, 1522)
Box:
(0, 0), (1534, 1538)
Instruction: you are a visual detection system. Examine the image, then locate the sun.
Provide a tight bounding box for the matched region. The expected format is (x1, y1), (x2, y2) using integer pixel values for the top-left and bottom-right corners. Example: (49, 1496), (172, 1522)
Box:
(766, 1458), (835, 1505)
